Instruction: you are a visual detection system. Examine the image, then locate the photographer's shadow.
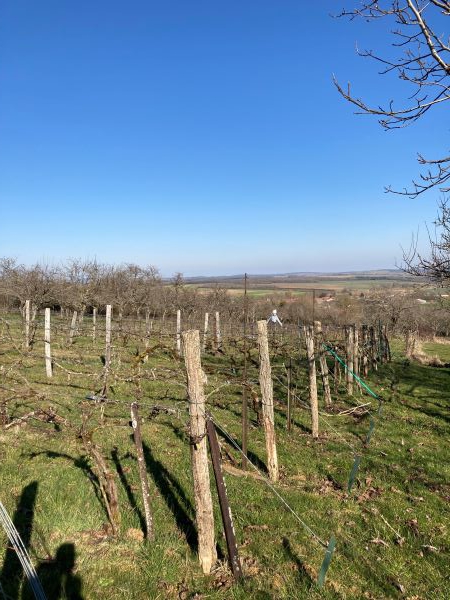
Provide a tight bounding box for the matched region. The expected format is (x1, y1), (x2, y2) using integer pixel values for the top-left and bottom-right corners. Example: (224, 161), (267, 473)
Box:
(22, 543), (83, 600)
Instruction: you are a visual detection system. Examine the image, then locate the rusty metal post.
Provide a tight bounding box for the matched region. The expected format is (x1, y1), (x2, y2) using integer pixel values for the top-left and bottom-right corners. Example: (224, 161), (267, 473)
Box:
(206, 418), (243, 580)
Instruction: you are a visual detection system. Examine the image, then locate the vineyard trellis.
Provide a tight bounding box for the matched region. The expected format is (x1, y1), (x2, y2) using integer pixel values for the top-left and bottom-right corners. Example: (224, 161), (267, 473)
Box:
(0, 302), (395, 596)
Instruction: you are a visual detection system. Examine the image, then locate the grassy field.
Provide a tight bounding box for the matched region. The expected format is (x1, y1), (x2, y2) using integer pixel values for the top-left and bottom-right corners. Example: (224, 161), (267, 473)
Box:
(0, 314), (449, 599)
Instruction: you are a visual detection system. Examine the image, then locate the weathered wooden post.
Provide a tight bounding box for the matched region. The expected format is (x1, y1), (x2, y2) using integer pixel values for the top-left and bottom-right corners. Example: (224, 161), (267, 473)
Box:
(202, 312), (209, 353)
(101, 304), (112, 397)
(353, 325), (361, 392)
(24, 300), (31, 349)
(304, 325), (319, 438)
(286, 357), (292, 431)
(69, 310), (78, 345)
(44, 308), (52, 378)
(176, 309), (182, 356)
(383, 325), (391, 362)
(92, 307), (97, 342)
(215, 311), (222, 351)
(345, 325), (354, 396)
(361, 325), (369, 377)
(242, 273), (249, 469)
(105, 305), (112, 369)
(257, 320), (279, 482)
(130, 402), (154, 540)
(182, 330), (217, 574)
(370, 326), (377, 371)
(314, 321), (332, 408)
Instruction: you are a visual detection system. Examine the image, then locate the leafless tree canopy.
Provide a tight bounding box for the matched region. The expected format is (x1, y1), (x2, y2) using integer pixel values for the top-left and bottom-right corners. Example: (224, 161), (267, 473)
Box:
(335, 1), (450, 197)
(403, 197), (450, 281)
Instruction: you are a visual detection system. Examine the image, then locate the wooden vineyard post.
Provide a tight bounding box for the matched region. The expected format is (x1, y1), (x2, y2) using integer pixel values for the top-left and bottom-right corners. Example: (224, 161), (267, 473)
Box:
(370, 326), (377, 371)
(24, 300), (31, 349)
(314, 321), (332, 408)
(130, 402), (154, 540)
(182, 330), (217, 574)
(242, 273), (249, 469)
(80, 433), (121, 536)
(353, 325), (360, 392)
(206, 418), (243, 580)
(334, 356), (341, 393)
(287, 357), (292, 431)
(176, 309), (182, 356)
(345, 325), (354, 396)
(44, 308), (52, 378)
(92, 307), (97, 342)
(202, 312), (209, 353)
(69, 310), (78, 345)
(102, 304), (112, 397)
(361, 325), (369, 377)
(215, 311), (222, 351)
(304, 325), (319, 438)
(257, 320), (279, 482)
(383, 325), (391, 362)
(105, 305), (112, 369)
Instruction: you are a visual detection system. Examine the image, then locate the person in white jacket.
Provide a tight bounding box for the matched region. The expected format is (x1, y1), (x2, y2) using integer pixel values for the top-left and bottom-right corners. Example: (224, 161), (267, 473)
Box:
(267, 309), (282, 326)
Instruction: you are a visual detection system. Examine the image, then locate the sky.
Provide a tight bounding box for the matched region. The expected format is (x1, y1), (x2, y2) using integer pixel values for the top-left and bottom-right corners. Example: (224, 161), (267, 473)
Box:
(0, 1), (445, 276)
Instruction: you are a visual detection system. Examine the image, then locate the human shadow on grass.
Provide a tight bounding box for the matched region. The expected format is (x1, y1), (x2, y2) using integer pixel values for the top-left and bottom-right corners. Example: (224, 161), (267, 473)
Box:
(22, 543), (84, 600)
(141, 441), (198, 552)
(111, 447), (146, 535)
(0, 481), (38, 600)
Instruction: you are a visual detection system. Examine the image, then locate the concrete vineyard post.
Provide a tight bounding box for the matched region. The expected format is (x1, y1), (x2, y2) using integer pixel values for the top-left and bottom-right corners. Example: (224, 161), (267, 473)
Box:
(92, 307), (97, 342)
(182, 330), (217, 574)
(304, 325), (319, 438)
(257, 320), (279, 482)
(44, 308), (52, 378)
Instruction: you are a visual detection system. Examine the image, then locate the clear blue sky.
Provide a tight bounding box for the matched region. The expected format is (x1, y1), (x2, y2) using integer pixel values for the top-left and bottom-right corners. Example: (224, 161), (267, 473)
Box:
(0, 1), (444, 276)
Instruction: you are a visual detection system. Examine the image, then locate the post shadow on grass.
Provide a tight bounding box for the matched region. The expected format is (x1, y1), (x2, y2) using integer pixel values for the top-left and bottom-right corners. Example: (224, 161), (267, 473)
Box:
(141, 441), (197, 552)
(111, 447), (146, 534)
(281, 537), (314, 588)
(214, 427), (268, 475)
(0, 481), (38, 600)
(21, 543), (84, 600)
(27, 451), (104, 522)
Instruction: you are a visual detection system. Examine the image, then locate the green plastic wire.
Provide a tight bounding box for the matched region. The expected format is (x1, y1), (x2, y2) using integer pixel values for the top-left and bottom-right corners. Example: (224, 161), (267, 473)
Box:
(322, 344), (380, 400)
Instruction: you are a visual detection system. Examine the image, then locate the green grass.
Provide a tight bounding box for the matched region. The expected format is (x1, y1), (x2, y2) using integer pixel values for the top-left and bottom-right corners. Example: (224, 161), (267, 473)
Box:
(0, 314), (449, 598)
(421, 341), (450, 363)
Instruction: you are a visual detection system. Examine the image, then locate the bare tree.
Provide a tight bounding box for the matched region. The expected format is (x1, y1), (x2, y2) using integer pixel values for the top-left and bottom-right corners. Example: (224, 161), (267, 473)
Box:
(403, 198), (450, 281)
(335, 1), (450, 197)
